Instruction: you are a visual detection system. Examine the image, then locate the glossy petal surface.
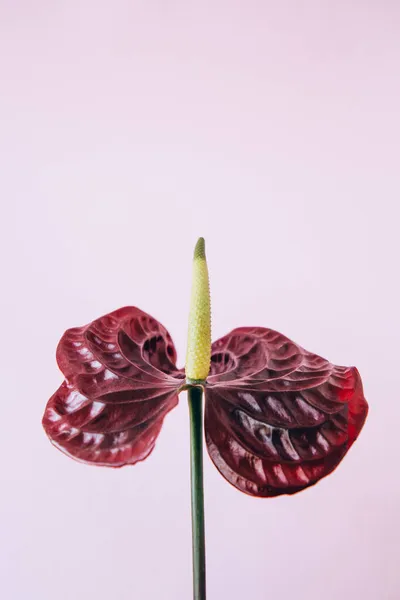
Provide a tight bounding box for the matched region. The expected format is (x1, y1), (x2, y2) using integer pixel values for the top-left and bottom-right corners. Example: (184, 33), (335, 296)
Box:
(205, 327), (368, 497)
(43, 307), (184, 466)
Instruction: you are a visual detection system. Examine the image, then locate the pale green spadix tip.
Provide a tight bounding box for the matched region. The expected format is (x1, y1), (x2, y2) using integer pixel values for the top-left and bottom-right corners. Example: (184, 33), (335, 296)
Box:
(193, 236), (206, 260)
(185, 237), (211, 382)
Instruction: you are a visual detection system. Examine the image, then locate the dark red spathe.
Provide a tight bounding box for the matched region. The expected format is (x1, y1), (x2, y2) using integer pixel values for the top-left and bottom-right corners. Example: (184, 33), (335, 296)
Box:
(206, 327), (367, 496)
(43, 307), (184, 467)
(42, 307), (368, 497)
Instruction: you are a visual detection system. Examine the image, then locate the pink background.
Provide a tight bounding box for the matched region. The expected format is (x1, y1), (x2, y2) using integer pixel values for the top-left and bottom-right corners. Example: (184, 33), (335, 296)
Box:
(1, 2), (399, 599)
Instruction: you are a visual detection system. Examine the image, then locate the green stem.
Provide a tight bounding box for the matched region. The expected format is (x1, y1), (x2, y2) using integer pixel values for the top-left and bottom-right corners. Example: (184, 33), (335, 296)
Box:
(188, 385), (206, 600)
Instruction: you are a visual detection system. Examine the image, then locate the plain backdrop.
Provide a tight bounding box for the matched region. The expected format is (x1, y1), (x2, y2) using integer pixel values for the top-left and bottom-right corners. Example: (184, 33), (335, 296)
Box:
(1, 2), (399, 599)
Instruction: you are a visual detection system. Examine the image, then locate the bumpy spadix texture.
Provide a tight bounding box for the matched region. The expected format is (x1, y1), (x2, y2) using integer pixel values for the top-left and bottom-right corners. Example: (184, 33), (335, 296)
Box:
(185, 238), (211, 381)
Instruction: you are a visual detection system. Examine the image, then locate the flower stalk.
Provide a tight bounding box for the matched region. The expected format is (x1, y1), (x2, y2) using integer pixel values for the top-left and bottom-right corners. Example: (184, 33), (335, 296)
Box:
(188, 385), (206, 600)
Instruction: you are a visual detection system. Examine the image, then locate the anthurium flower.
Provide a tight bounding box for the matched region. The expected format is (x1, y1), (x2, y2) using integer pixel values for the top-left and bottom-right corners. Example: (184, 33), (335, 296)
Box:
(43, 238), (368, 497)
(42, 237), (368, 600)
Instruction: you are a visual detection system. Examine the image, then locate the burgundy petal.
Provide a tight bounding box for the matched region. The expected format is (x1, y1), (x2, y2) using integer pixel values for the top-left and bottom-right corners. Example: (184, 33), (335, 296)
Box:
(205, 327), (368, 497)
(43, 307), (184, 466)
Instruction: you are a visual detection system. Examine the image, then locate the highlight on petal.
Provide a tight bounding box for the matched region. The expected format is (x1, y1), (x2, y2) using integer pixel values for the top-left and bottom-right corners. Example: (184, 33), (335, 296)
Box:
(205, 327), (368, 497)
(43, 307), (184, 466)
